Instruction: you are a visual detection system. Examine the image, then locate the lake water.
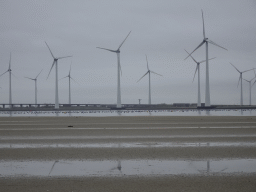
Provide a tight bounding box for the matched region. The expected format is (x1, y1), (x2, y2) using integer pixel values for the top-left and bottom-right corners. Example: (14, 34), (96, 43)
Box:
(0, 109), (256, 117)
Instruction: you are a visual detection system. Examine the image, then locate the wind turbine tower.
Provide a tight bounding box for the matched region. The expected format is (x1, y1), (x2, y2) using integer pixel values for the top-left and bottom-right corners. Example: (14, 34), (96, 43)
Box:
(230, 63), (254, 105)
(0, 53), (13, 108)
(97, 31), (131, 108)
(137, 55), (162, 105)
(185, 10), (227, 107)
(243, 78), (255, 106)
(24, 69), (43, 105)
(45, 42), (72, 109)
(185, 50), (216, 107)
(59, 64), (77, 105)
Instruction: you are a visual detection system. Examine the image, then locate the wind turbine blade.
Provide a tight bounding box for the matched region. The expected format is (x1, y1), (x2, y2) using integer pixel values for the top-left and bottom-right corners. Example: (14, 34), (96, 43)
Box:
(137, 71), (149, 83)
(36, 69), (43, 79)
(11, 72), (17, 79)
(184, 49), (197, 64)
(118, 31), (131, 50)
(230, 63), (241, 73)
(45, 41), (55, 58)
(0, 70), (8, 77)
(250, 77), (255, 82)
(242, 68), (254, 73)
(9, 53), (12, 70)
(252, 80), (256, 87)
(59, 76), (68, 81)
(57, 56), (72, 60)
(145, 55), (149, 70)
(184, 41), (205, 60)
(70, 77), (79, 84)
(69, 64), (72, 76)
(96, 47), (116, 52)
(198, 57), (216, 63)
(208, 40), (228, 51)
(201, 9), (205, 39)
(237, 76), (241, 88)
(192, 65), (199, 83)
(47, 60), (55, 79)
(243, 78), (250, 83)
(24, 77), (34, 80)
(151, 71), (162, 76)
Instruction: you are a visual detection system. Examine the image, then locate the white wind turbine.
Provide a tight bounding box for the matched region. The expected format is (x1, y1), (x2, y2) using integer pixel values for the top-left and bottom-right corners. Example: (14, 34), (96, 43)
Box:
(97, 31), (131, 108)
(185, 50), (216, 107)
(185, 10), (228, 107)
(59, 64), (78, 105)
(243, 77), (255, 106)
(45, 42), (72, 109)
(230, 63), (254, 105)
(24, 69), (43, 105)
(137, 55), (162, 105)
(0, 53), (13, 108)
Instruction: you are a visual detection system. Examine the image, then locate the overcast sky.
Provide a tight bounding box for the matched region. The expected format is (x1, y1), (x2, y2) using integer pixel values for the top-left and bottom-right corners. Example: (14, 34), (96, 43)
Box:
(0, 0), (256, 105)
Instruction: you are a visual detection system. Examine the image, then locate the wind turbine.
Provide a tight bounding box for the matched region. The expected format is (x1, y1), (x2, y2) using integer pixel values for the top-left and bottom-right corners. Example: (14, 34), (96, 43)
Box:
(230, 63), (254, 105)
(0, 53), (13, 108)
(97, 31), (131, 108)
(24, 69), (43, 105)
(243, 77), (255, 106)
(137, 55), (162, 105)
(45, 42), (72, 109)
(185, 10), (228, 107)
(59, 64), (78, 105)
(185, 49), (216, 107)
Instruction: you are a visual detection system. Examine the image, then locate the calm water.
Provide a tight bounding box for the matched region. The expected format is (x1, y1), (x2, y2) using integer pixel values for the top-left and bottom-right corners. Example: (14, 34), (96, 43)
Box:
(1, 159), (255, 177)
(0, 109), (255, 117)
(1, 142), (256, 149)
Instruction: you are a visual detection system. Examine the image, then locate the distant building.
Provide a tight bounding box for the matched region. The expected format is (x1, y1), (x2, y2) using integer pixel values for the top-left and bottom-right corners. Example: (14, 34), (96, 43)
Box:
(173, 103), (190, 107)
(172, 103), (205, 107)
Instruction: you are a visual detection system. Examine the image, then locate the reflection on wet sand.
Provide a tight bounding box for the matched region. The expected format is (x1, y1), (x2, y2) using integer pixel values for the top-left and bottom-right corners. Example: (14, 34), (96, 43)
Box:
(1, 159), (255, 177)
(1, 116), (256, 191)
(48, 160), (59, 176)
(109, 143), (122, 174)
(1, 142), (256, 149)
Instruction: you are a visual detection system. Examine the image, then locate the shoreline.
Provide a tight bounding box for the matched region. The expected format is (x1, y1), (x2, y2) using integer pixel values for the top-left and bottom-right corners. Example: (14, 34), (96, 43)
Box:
(0, 105), (256, 111)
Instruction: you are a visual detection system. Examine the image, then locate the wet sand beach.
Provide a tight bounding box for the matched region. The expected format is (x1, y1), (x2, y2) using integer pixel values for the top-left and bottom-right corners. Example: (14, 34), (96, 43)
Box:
(0, 116), (256, 191)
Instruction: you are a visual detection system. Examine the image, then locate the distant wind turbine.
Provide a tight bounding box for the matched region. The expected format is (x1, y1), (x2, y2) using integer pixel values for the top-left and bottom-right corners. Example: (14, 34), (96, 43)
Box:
(59, 64), (78, 105)
(137, 55), (162, 105)
(230, 63), (254, 105)
(45, 42), (72, 109)
(24, 69), (43, 105)
(243, 77), (255, 106)
(185, 10), (228, 107)
(0, 53), (13, 107)
(185, 49), (216, 107)
(97, 31), (131, 108)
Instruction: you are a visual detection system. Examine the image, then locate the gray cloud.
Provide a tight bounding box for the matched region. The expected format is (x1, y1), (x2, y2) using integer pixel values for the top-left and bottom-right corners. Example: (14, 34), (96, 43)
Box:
(0, 0), (255, 105)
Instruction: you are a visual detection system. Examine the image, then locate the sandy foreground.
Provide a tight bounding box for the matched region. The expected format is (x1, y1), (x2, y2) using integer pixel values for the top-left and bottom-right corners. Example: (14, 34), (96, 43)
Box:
(0, 116), (256, 191)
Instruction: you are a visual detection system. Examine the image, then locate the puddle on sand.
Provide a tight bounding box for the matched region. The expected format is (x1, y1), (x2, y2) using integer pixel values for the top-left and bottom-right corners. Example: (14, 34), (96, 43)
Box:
(1, 126), (256, 131)
(1, 159), (255, 177)
(1, 134), (256, 140)
(1, 142), (256, 149)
